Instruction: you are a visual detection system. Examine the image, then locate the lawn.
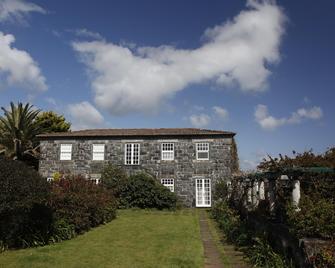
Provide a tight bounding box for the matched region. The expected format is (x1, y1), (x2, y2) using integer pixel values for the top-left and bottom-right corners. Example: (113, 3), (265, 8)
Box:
(0, 209), (203, 268)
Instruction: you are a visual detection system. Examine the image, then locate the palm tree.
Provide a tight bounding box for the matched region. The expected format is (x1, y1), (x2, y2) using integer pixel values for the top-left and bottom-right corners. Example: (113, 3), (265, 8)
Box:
(0, 102), (41, 161)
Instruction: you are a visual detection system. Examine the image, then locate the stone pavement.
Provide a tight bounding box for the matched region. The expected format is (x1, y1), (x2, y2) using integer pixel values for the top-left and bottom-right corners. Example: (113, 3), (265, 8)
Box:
(199, 210), (250, 268)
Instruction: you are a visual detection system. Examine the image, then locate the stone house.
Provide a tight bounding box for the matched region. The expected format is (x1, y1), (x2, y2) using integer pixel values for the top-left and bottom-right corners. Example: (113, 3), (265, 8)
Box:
(38, 128), (236, 207)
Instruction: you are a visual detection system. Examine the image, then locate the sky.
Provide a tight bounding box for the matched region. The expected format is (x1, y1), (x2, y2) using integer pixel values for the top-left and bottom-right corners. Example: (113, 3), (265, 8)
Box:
(0, 0), (334, 170)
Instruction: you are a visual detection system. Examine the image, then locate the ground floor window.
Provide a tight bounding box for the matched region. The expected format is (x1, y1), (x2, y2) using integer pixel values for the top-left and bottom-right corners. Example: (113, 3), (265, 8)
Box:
(161, 178), (174, 192)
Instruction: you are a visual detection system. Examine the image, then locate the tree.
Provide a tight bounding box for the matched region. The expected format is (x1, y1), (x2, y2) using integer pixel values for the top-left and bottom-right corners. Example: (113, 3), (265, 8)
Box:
(257, 147), (335, 171)
(0, 102), (41, 161)
(35, 111), (71, 133)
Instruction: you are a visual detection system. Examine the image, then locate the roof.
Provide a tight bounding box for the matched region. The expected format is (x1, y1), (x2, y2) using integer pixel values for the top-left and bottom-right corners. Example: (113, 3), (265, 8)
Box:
(37, 128), (235, 139)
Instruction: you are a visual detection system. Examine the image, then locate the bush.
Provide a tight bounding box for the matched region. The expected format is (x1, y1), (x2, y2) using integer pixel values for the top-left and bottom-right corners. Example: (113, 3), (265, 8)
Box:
(309, 241), (335, 268)
(0, 159), (52, 248)
(49, 175), (117, 234)
(119, 173), (177, 210)
(211, 200), (247, 245)
(101, 164), (128, 198)
(287, 195), (335, 239)
(246, 237), (288, 268)
(213, 180), (229, 202)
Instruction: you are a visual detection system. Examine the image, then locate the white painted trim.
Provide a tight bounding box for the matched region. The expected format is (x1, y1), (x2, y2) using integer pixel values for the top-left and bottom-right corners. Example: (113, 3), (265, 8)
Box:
(60, 144), (72, 161)
(124, 143), (140, 165)
(192, 139), (214, 142)
(161, 143), (174, 161)
(92, 144), (105, 161)
(195, 178), (211, 207)
(196, 143), (209, 161)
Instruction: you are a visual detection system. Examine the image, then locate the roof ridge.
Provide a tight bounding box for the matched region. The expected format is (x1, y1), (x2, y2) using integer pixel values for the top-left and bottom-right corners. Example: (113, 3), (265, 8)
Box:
(37, 128), (236, 138)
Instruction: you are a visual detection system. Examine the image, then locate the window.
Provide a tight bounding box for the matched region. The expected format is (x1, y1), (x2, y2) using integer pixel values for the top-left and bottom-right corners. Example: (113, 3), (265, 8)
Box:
(92, 144), (105, 161)
(125, 143), (140, 165)
(161, 178), (174, 192)
(60, 144), (72, 160)
(196, 143), (209, 160)
(161, 143), (174, 160)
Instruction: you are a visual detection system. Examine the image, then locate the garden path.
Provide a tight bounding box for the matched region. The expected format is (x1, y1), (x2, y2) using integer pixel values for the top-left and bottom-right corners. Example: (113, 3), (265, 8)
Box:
(199, 210), (250, 268)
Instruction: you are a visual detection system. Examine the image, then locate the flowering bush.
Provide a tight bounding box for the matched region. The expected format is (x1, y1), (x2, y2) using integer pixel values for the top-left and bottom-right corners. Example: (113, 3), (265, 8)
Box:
(49, 175), (117, 234)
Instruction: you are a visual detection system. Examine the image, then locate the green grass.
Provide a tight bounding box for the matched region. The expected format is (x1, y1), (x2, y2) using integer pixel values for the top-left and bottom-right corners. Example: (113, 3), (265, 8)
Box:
(0, 209), (203, 268)
(206, 210), (250, 268)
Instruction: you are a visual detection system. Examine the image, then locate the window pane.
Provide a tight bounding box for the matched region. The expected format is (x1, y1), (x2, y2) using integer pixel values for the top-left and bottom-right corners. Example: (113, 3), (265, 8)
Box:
(125, 143), (140, 165)
(93, 144), (105, 161)
(198, 152), (209, 159)
(60, 144), (72, 160)
(161, 178), (174, 192)
(196, 143), (209, 160)
(161, 143), (174, 160)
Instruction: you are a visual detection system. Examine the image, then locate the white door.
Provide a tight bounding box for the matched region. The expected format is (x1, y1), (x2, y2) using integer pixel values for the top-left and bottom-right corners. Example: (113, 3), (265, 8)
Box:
(195, 178), (211, 207)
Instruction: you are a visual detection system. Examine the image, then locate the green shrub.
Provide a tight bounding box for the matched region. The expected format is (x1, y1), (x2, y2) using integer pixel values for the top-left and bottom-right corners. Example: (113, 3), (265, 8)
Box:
(309, 241), (335, 268)
(49, 219), (76, 243)
(49, 175), (117, 234)
(0, 159), (52, 248)
(100, 164), (128, 198)
(287, 195), (335, 239)
(211, 200), (246, 244)
(119, 173), (177, 209)
(246, 237), (288, 268)
(213, 180), (229, 202)
(211, 201), (291, 267)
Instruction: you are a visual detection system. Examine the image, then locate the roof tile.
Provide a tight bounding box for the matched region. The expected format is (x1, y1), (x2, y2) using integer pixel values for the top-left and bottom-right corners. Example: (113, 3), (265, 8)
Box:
(37, 128), (235, 138)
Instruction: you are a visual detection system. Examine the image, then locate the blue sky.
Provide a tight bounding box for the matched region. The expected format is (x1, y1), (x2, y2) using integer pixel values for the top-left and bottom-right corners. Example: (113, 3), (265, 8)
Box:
(0, 0), (334, 170)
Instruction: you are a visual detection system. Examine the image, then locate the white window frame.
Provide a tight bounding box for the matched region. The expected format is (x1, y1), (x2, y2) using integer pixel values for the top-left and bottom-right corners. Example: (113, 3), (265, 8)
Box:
(60, 144), (72, 160)
(196, 143), (209, 160)
(92, 144), (105, 161)
(161, 178), (174, 192)
(161, 143), (174, 161)
(124, 143), (140, 165)
(195, 178), (211, 207)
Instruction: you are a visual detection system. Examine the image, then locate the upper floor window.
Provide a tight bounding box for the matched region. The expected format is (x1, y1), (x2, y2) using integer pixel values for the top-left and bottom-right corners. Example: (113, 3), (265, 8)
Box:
(125, 143), (140, 165)
(161, 143), (174, 161)
(196, 143), (209, 160)
(60, 144), (72, 160)
(161, 178), (174, 192)
(92, 144), (105, 161)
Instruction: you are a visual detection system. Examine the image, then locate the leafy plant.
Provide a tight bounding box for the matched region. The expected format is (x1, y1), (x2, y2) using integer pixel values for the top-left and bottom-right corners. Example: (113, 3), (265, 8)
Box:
(309, 241), (335, 268)
(211, 201), (247, 244)
(118, 173), (177, 210)
(287, 195), (335, 239)
(0, 102), (41, 162)
(0, 159), (52, 248)
(49, 175), (117, 234)
(258, 147), (335, 171)
(35, 111), (71, 133)
(100, 164), (129, 198)
(246, 237), (287, 268)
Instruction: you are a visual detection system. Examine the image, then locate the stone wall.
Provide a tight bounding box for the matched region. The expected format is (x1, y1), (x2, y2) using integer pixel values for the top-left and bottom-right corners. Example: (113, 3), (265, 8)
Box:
(39, 136), (234, 206)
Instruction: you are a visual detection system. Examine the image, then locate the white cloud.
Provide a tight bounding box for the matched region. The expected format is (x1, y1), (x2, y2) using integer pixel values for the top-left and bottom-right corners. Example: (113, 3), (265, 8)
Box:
(73, 28), (104, 41)
(189, 113), (211, 128)
(0, 0), (45, 24)
(240, 149), (267, 171)
(213, 106), (229, 120)
(72, 0), (286, 115)
(68, 101), (104, 130)
(45, 97), (57, 106)
(0, 32), (47, 91)
(255, 104), (323, 130)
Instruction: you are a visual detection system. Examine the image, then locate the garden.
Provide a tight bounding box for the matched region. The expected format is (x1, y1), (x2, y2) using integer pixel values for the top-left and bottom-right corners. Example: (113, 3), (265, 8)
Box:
(211, 148), (335, 268)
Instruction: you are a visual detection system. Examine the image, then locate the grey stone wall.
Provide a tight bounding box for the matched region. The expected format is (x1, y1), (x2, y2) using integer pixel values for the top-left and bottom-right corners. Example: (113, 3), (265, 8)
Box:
(39, 136), (234, 206)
